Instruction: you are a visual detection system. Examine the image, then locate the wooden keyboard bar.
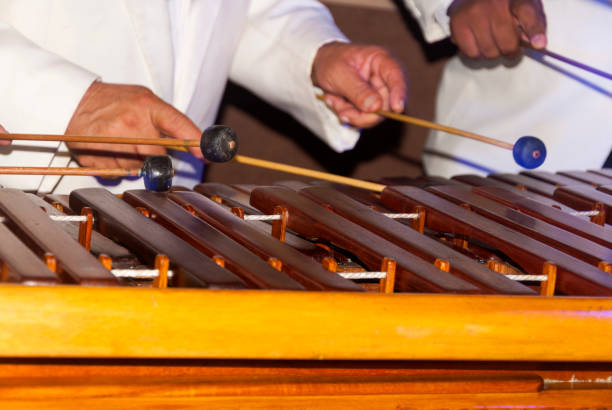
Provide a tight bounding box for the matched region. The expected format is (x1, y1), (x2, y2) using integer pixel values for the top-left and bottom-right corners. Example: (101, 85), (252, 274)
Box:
(489, 173), (557, 197)
(590, 169), (612, 179)
(381, 186), (612, 296)
(0, 223), (59, 285)
(250, 186), (480, 294)
(554, 185), (612, 225)
(0, 189), (117, 285)
(428, 185), (612, 267)
(30, 194), (133, 259)
(194, 183), (261, 214)
(168, 191), (363, 291)
(69, 188), (246, 289)
(299, 185), (534, 295)
(473, 186), (612, 249)
(522, 171), (591, 187)
(122, 190), (304, 290)
(194, 183), (326, 255)
(559, 170), (612, 186)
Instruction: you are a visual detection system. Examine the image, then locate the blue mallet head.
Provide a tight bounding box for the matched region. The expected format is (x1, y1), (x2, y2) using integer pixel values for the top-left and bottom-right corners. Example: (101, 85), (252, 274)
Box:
(513, 136), (546, 169)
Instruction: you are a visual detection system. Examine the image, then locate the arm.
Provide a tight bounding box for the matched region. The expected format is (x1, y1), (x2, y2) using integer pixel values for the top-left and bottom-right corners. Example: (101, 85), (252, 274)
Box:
(0, 20), (202, 169)
(229, 0), (406, 152)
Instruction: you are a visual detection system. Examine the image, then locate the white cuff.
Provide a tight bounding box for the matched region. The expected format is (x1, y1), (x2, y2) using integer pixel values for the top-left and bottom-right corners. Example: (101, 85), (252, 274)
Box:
(404, 0), (453, 43)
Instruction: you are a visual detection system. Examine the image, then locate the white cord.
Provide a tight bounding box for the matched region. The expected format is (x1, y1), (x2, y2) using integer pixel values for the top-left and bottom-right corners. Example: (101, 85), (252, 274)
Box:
(111, 269), (175, 279)
(339, 271), (387, 280)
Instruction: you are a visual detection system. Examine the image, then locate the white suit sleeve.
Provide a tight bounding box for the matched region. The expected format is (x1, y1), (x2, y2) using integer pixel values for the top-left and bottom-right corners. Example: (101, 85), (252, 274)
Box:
(229, 0), (360, 153)
(0, 20), (98, 134)
(403, 0), (454, 43)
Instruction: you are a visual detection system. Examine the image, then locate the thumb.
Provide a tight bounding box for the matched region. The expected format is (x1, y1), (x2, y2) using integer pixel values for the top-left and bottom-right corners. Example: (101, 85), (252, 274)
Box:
(149, 100), (203, 158)
(328, 68), (382, 113)
(0, 124), (10, 146)
(511, 0), (547, 49)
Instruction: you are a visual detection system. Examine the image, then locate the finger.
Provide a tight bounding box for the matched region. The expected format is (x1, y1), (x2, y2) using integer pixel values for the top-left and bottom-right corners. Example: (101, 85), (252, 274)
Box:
(372, 54), (407, 112)
(329, 64), (383, 113)
(511, 0), (547, 49)
(470, 18), (500, 59)
(0, 124), (10, 146)
(336, 107), (383, 128)
(149, 99), (203, 159)
(450, 19), (480, 59)
(490, 6), (521, 56)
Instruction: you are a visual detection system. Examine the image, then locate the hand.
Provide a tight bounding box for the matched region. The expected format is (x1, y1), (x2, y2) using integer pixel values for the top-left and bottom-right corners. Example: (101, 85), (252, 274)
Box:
(311, 42), (407, 128)
(0, 124), (9, 146)
(65, 81), (203, 170)
(448, 0), (547, 59)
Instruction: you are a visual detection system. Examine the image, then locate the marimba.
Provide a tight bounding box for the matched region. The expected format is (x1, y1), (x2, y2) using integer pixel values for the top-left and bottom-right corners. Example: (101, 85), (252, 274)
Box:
(0, 169), (611, 409)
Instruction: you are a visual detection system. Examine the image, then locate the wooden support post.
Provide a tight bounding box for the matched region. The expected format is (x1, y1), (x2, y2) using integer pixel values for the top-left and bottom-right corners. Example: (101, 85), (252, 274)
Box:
(43, 253), (57, 273)
(153, 254), (169, 289)
(380, 257), (396, 294)
(540, 262), (557, 296)
(0, 261), (8, 282)
(598, 261), (612, 274)
(321, 257), (338, 273)
(97, 254), (113, 270)
(135, 207), (150, 218)
(212, 255), (225, 268)
(78, 207), (94, 251)
(267, 257), (283, 271)
(231, 207), (245, 219)
(591, 203), (605, 226)
(182, 204), (196, 215)
(271, 206), (288, 242)
(410, 205), (426, 234)
(434, 258), (450, 272)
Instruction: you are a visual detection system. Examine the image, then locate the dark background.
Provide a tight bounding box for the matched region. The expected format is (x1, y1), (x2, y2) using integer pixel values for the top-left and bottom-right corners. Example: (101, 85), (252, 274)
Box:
(205, 2), (456, 184)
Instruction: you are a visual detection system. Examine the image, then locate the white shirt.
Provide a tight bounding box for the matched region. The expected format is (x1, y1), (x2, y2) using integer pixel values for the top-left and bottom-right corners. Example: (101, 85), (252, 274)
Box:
(0, 0), (358, 193)
(406, 0), (612, 177)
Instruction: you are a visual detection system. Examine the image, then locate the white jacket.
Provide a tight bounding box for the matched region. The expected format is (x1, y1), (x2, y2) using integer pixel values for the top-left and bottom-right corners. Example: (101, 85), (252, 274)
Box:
(0, 0), (358, 193)
(406, 0), (612, 177)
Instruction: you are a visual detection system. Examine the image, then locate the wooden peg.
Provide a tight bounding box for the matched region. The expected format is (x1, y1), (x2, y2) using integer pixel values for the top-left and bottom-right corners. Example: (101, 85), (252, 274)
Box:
(434, 258), (450, 273)
(540, 261), (557, 296)
(380, 257), (396, 294)
(153, 254), (169, 289)
(212, 255), (225, 268)
(598, 261), (612, 274)
(77, 207), (94, 251)
(182, 204), (196, 215)
(98, 254), (113, 270)
(135, 207), (150, 218)
(590, 203), (605, 226)
(51, 202), (64, 212)
(210, 195), (223, 204)
(410, 205), (426, 234)
(267, 257), (283, 271)
(231, 207), (245, 219)
(43, 253), (57, 273)
(271, 205), (288, 242)
(321, 257), (338, 273)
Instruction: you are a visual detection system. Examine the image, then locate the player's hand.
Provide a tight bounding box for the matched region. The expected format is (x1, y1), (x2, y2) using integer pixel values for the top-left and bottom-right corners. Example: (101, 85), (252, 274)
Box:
(311, 42), (407, 128)
(0, 124), (9, 146)
(65, 81), (203, 170)
(448, 0), (547, 59)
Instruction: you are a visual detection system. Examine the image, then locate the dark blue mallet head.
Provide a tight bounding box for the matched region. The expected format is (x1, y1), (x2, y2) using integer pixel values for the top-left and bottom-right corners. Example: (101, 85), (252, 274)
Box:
(513, 136), (547, 169)
(200, 125), (238, 163)
(142, 155), (174, 192)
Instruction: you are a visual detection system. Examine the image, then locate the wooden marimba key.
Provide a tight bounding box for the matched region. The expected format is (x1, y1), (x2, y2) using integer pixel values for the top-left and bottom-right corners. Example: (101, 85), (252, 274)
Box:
(0, 171), (610, 407)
